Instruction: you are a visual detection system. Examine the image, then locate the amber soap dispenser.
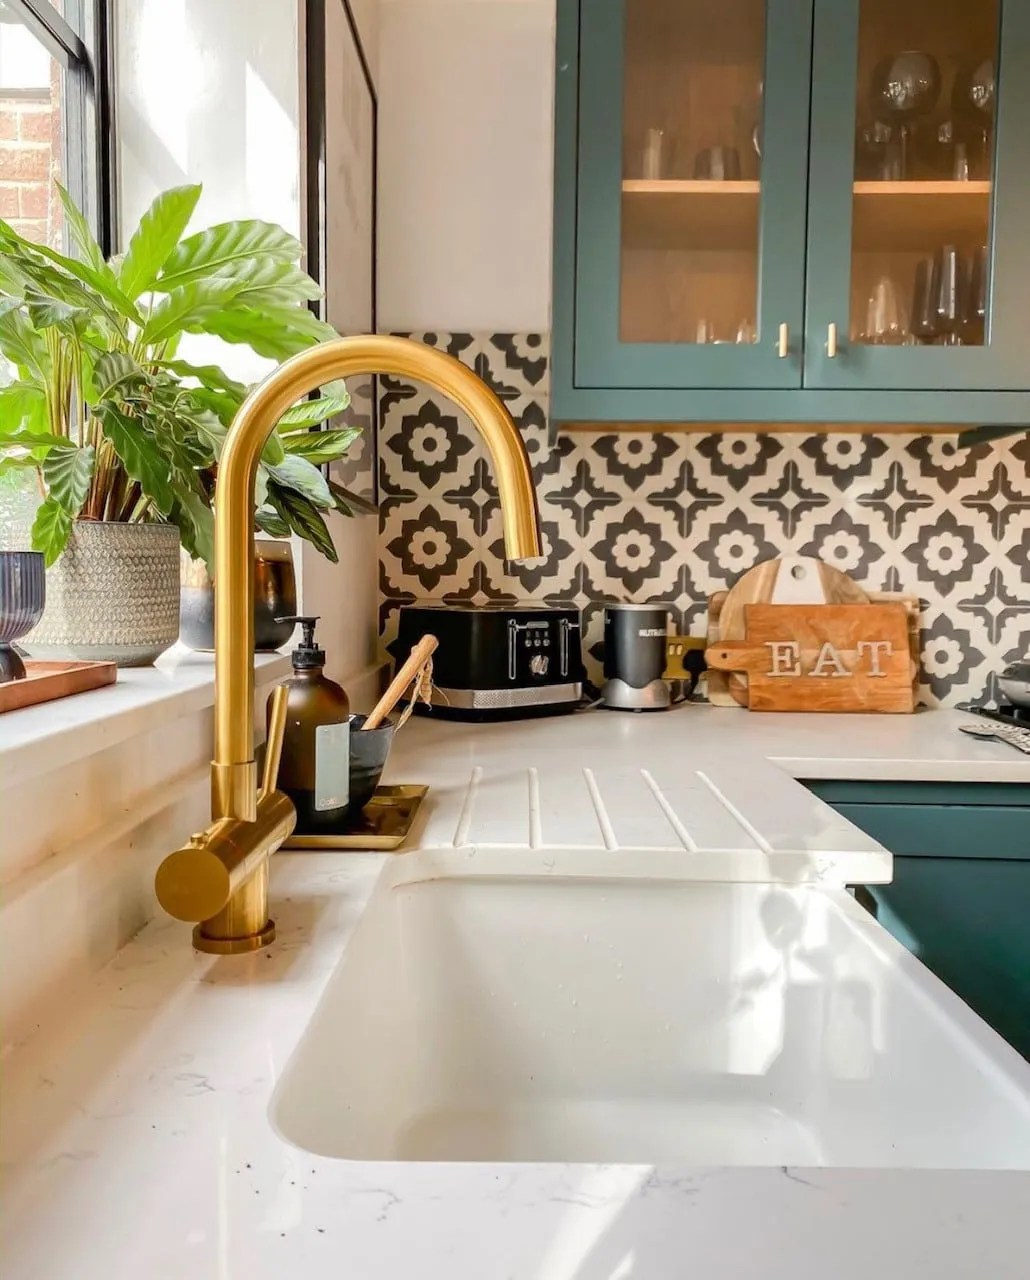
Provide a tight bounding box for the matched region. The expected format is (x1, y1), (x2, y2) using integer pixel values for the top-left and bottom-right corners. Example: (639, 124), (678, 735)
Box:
(269, 616), (351, 833)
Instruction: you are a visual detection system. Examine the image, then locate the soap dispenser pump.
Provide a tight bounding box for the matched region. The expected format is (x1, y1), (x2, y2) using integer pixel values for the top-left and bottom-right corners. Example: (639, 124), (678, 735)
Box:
(268, 615), (352, 833)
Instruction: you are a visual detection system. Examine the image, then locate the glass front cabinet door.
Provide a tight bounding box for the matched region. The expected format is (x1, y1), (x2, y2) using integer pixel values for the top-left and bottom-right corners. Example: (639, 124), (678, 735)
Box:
(552, 0), (1030, 424)
(805, 0), (1030, 392)
(573, 0), (814, 392)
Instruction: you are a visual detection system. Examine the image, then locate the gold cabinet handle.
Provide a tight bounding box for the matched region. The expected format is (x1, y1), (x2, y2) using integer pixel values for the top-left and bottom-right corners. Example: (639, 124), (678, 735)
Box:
(777, 323), (789, 358)
(827, 322), (839, 358)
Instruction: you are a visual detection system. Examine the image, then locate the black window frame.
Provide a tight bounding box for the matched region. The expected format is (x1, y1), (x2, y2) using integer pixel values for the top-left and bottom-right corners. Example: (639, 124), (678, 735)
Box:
(1, 0), (116, 253)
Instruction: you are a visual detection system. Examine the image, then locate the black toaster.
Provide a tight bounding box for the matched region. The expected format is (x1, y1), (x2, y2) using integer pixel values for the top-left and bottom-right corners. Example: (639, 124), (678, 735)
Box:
(392, 605), (583, 721)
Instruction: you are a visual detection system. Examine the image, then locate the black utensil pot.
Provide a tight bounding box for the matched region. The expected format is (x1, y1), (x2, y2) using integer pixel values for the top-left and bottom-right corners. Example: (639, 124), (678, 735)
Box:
(347, 715), (396, 816)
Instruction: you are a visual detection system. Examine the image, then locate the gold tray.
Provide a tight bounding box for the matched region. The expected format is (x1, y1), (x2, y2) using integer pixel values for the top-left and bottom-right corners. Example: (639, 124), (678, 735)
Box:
(281, 784), (428, 852)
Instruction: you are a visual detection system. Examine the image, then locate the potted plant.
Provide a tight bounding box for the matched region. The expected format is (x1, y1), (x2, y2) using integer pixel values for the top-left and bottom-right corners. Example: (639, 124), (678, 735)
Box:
(0, 182), (368, 665)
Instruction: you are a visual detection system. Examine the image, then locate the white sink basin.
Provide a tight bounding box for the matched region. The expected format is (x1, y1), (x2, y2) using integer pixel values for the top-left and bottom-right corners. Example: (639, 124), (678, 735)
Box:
(271, 861), (1030, 1167)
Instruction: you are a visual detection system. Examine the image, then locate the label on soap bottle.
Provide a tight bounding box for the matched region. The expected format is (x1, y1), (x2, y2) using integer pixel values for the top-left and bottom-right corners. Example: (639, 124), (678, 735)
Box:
(314, 721), (350, 811)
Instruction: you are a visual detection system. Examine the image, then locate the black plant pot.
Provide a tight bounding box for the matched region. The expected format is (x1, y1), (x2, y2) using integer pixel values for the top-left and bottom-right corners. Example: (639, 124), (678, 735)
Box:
(180, 540), (297, 652)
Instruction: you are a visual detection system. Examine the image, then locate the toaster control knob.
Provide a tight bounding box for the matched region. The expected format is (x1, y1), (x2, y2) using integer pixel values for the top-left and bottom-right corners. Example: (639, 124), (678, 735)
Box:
(530, 654), (549, 677)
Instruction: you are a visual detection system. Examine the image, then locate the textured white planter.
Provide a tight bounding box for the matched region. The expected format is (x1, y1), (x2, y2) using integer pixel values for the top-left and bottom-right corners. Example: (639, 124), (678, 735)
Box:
(23, 521), (180, 667)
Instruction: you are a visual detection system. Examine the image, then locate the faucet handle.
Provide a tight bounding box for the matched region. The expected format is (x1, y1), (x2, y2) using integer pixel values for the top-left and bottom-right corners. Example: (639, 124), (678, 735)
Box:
(261, 683), (289, 800)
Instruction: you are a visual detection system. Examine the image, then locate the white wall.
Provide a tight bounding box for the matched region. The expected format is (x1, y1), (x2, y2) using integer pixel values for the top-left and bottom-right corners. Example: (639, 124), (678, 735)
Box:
(377, 0), (555, 332)
(118, 2), (302, 305)
(117, 0), (381, 702)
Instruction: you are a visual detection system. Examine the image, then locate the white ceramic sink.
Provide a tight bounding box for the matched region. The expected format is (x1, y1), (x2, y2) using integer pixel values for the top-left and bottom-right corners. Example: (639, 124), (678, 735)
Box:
(271, 861), (1030, 1167)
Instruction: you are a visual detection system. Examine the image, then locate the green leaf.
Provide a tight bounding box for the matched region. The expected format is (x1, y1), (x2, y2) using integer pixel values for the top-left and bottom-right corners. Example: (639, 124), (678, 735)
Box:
(267, 482), (338, 563)
(277, 394), (351, 430)
(254, 505), (291, 539)
(177, 385), (238, 428)
(282, 426), (361, 466)
(55, 181), (111, 277)
(261, 432), (285, 466)
(96, 404), (175, 514)
(155, 220), (303, 291)
(0, 453), (41, 476)
(320, 378), (348, 402)
(152, 263), (320, 336)
(0, 429), (73, 452)
(155, 359), (249, 400)
(92, 350), (154, 399)
(93, 351), (147, 398)
(140, 276), (250, 346)
(43, 443), (93, 516)
(0, 309), (48, 379)
(171, 483), (215, 568)
(266, 453), (332, 507)
(31, 498), (73, 566)
(118, 184), (202, 300)
(0, 256), (29, 295)
(329, 478), (377, 517)
(0, 228), (126, 328)
(190, 304), (338, 360)
(171, 402), (226, 457)
(26, 294), (90, 336)
(0, 383), (48, 435)
(212, 259), (322, 304)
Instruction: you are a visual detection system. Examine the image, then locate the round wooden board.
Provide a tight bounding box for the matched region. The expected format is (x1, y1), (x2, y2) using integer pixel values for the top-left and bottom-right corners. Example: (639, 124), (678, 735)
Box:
(718, 556), (870, 705)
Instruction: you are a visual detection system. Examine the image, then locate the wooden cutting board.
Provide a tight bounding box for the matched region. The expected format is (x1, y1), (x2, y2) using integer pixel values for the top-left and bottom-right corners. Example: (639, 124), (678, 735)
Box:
(712, 556), (870, 706)
(868, 590), (922, 702)
(705, 591), (735, 706)
(706, 603), (915, 713)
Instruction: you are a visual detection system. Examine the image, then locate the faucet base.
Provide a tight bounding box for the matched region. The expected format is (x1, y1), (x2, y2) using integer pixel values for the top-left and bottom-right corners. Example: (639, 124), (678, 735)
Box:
(192, 919), (276, 955)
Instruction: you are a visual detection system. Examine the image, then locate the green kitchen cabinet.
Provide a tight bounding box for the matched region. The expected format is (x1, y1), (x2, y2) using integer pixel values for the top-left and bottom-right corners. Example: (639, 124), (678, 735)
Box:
(804, 780), (1030, 1060)
(553, 0), (1030, 426)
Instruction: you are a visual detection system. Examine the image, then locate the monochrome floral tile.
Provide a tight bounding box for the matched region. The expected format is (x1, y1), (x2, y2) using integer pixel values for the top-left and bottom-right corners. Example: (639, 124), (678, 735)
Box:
(379, 332), (1030, 705)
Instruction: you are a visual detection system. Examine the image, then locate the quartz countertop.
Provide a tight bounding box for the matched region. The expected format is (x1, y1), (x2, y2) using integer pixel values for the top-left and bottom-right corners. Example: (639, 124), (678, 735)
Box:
(3, 704), (1028, 1278)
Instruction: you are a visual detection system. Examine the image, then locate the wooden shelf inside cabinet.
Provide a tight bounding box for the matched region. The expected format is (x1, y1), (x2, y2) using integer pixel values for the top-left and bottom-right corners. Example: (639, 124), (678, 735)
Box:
(622, 179), (759, 250)
(852, 181), (992, 251)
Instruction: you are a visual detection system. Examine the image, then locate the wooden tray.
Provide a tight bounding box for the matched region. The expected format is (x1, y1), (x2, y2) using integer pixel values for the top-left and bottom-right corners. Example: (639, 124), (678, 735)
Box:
(281, 784), (428, 852)
(0, 659), (117, 714)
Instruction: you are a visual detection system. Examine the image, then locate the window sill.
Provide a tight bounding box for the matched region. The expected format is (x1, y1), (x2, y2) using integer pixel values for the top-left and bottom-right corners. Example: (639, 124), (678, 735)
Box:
(0, 645), (291, 790)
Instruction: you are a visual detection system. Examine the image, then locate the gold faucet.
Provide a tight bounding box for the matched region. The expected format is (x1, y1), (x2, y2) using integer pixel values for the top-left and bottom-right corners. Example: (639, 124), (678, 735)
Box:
(155, 335), (542, 954)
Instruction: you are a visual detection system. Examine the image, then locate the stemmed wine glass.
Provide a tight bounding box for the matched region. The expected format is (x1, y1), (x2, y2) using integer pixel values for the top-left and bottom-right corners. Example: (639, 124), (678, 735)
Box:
(952, 59), (995, 180)
(869, 51), (942, 179)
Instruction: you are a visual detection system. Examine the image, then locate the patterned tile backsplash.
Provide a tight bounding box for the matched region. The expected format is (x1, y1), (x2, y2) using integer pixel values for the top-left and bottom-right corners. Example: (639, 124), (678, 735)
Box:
(378, 333), (1030, 707)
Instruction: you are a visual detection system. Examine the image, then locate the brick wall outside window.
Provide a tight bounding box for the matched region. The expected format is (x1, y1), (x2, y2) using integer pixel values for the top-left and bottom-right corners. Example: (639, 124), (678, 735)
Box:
(0, 61), (64, 249)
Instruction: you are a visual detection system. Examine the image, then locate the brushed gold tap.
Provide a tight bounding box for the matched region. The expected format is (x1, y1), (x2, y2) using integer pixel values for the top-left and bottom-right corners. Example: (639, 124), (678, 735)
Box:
(155, 336), (542, 954)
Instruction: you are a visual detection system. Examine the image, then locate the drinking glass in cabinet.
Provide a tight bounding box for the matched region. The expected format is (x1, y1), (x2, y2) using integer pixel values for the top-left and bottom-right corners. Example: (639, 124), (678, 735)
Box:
(857, 276), (911, 345)
(847, 0), (999, 351)
(619, 0), (766, 346)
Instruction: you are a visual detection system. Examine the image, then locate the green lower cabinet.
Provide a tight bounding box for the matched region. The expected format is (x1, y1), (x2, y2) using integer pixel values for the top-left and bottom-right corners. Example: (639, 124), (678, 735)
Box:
(804, 781), (1030, 1061)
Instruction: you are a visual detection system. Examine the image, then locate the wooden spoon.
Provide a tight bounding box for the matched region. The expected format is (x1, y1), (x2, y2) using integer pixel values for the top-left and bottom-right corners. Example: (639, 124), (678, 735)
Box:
(362, 635), (438, 730)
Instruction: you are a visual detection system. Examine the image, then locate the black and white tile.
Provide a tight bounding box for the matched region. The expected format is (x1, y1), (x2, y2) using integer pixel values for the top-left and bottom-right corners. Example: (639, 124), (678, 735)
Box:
(379, 332), (1030, 707)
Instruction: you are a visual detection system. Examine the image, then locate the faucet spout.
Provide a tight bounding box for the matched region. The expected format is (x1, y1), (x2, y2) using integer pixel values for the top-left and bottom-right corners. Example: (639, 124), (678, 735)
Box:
(155, 336), (542, 954)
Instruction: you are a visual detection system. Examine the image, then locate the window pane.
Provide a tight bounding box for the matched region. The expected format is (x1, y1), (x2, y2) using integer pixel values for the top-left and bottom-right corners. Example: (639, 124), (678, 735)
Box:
(0, 5), (67, 249)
